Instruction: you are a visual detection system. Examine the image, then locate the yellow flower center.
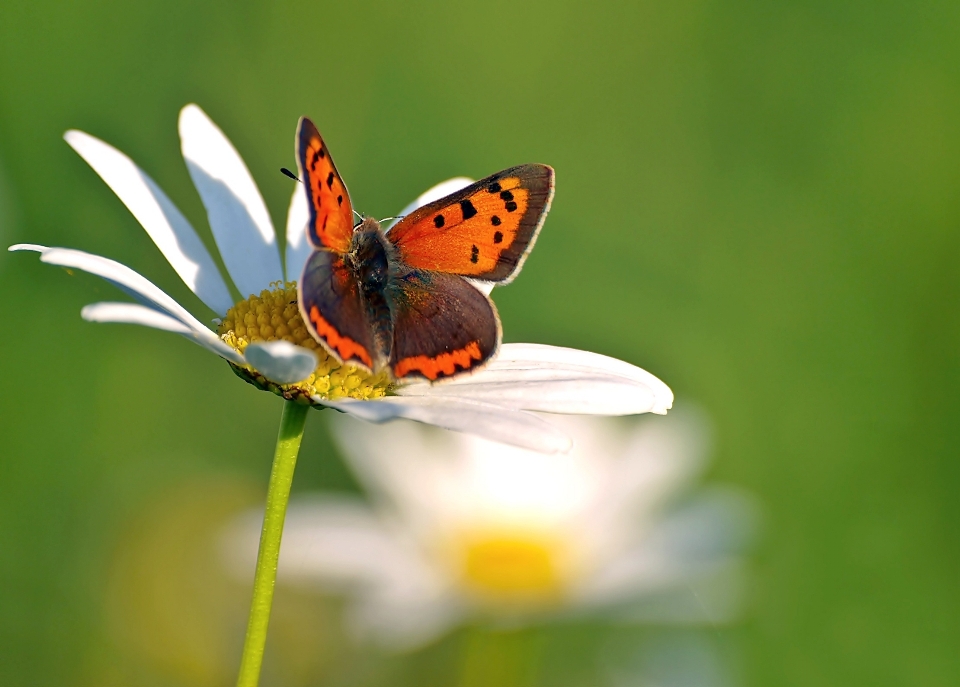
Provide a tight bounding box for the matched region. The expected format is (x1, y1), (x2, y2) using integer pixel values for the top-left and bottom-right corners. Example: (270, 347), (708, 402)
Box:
(455, 530), (570, 606)
(217, 281), (391, 402)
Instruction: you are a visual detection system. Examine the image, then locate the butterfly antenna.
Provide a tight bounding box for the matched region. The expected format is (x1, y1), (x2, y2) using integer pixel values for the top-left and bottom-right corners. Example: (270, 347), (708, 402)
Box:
(280, 167), (301, 183)
(353, 209), (364, 222)
(378, 215), (405, 223)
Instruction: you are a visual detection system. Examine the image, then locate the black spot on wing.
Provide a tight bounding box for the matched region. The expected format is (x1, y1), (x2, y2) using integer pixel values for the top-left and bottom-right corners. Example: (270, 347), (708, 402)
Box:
(434, 215), (445, 228)
(460, 199), (478, 220)
(487, 182), (502, 193)
(491, 215), (502, 226)
(493, 231), (503, 244)
(505, 201), (518, 212)
(470, 245), (479, 263)
(500, 190), (514, 201)
(326, 172), (334, 188)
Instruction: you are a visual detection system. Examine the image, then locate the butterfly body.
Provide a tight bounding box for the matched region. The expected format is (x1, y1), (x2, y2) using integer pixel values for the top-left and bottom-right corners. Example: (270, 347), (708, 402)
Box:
(295, 117), (554, 382)
(345, 217), (394, 367)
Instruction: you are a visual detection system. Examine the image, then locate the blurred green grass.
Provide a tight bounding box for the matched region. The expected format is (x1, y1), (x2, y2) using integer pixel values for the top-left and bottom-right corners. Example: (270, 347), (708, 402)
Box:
(2, 0), (960, 685)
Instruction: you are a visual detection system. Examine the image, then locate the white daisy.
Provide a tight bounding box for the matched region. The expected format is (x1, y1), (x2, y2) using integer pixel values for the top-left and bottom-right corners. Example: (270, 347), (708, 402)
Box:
(9, 104), (673, 453)
(226, 410), (755, 649)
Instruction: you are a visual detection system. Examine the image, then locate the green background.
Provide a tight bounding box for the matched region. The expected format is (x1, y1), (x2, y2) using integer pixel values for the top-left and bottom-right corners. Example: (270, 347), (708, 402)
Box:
(2, 0), (959, 685)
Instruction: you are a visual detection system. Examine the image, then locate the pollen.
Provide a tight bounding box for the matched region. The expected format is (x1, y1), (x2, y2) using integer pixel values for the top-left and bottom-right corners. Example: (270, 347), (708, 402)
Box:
(217, 281), (391, 403)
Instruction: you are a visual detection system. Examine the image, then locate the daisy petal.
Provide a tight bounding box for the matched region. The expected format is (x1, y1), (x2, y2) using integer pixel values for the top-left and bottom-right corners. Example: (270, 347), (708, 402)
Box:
(80, 301), (246, 364)
(350, 587), (462, 650)
(282, 497), (440, 590)
(284, 184), (311, 282)
(578, 490), (756, 608)
(398, 344), (674, 415)
(224, 496), (422, 586)
(578, 411), (708, 552)
(385, 177), (474, 231)
(314, 396), (572, 454)
(11, 244), (243, 364)
(32, 246), (197, 321)
(9, 243), (47, 252)
(178, 104), (283, 296)
(63, 129), (234, 316)
(464, 278), (495, 296)
(80, 301), (192, 334)
(597, 562), (747, 625)
(243, 340), (318, 384)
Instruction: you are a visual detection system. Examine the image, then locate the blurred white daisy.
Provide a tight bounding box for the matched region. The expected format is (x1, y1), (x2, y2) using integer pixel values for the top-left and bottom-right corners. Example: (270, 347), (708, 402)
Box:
(226, 410), (755, 649)
(9, 104), (672, 453)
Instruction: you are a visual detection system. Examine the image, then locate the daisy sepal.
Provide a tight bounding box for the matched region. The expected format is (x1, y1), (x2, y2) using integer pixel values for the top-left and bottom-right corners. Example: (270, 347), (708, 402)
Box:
(314, 395), (573, 454)
(179, 104), (283, 298)
(63, 129), (234, 316)
(397, 343), (674, 415)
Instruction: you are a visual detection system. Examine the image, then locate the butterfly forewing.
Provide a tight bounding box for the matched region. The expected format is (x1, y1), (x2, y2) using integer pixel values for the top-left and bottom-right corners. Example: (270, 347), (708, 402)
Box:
(388, 164), (554, 283)
(390, 269), (500, 381)
(296, 117), (354, 253)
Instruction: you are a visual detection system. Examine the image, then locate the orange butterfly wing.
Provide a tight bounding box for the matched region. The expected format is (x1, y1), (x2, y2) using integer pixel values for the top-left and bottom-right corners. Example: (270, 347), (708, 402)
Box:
(387, 164), (554, 283)
(296, 117), (354, 253)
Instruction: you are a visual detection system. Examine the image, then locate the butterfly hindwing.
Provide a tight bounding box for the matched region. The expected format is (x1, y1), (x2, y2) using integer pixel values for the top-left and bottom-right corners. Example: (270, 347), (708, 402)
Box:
(299, 249), (385, 371)
(296, 117), (354, 252)
(389, 269), (501, 381)
(387, 164), (554, 283)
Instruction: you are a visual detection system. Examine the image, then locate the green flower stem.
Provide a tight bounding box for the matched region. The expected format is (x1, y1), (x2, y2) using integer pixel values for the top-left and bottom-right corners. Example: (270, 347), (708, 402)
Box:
(236, 400), (310, 687)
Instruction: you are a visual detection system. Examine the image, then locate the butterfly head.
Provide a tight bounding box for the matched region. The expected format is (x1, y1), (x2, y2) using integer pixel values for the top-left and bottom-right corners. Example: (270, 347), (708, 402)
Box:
(347, 218), (393, 295)
(351, 215), (381, 234)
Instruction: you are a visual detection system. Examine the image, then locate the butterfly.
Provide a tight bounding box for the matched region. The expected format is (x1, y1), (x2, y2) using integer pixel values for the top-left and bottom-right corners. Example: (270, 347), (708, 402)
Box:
(294, 117), (554, 382)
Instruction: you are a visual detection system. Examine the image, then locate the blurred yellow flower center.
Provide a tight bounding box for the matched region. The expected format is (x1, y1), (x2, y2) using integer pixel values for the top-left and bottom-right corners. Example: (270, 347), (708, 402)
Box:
(217, 281), (391, 402)
(458, 532), (567, 604)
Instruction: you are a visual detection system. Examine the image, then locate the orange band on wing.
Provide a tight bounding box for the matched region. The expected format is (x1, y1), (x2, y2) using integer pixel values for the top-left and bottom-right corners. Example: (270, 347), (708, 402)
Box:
(309, 305), (373, 368)
(393, 341), (483, 380)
